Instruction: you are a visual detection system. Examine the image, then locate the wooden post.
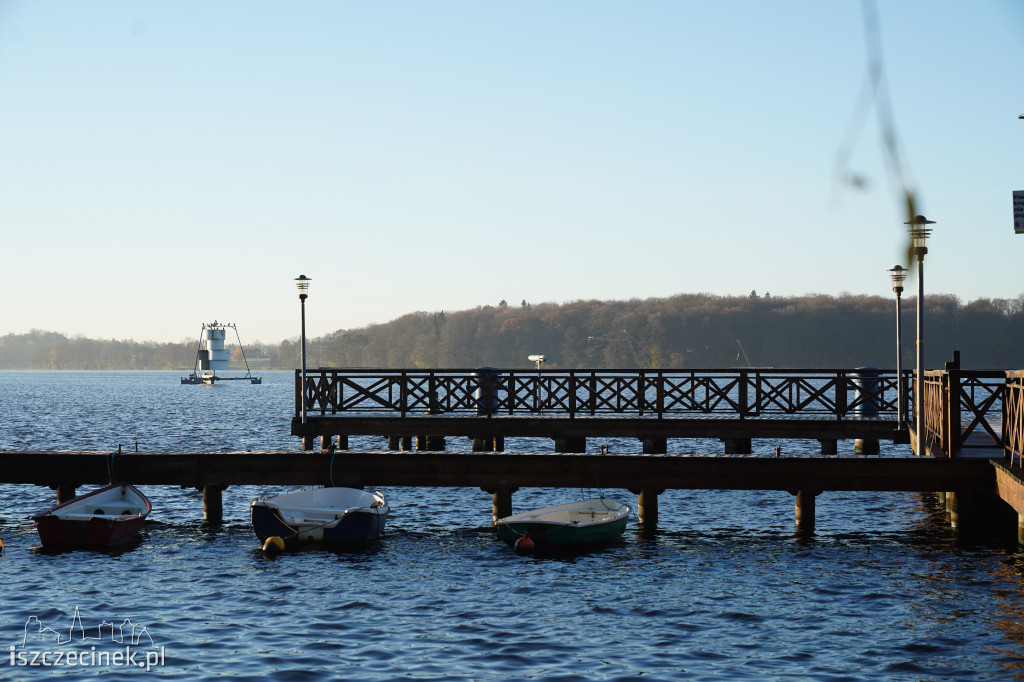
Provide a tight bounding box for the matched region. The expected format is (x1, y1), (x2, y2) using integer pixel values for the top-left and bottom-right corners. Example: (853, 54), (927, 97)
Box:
(400, 436), (413, 451)
(817, 439), (838, 455)
(637, 489), (662, 529)
(416, 435), (447, 451)
(947, 491), (970, 529)
(485, 487), (518, 524)
(336, 435), (349, 450)
(321, 435), (333, 451)
(387, 435), (401, 450)
(855, 438), (880, 455)
(473, 436), (501, 450)
(1018, 513), (1024, 545)
(946, 365), (962, 458)
(794, 490), (819, 532)
(301, 434), (316, 451)
(642, 437), (667, 454)
(56, 485), (76, 504)
(203, 485), (226, 524)
(722, 438), (752, 454)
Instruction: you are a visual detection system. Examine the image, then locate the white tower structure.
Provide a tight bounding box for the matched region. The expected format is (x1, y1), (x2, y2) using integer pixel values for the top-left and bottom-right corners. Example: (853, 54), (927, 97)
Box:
(199, 324), (231, 372)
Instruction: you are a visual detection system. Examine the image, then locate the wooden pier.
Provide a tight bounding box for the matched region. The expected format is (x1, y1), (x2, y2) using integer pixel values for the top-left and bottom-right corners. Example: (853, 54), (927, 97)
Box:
(290, 367), (910, 455)
(3, 363), (1024, 539)
(0, 447), (1017, 536)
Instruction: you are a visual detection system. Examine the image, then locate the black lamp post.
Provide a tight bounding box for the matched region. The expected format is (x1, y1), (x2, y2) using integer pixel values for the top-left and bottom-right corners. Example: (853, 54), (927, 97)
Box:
(295, 275), (312, 425)
(888, 265), (907, 429)
(904, 216), (935, 451)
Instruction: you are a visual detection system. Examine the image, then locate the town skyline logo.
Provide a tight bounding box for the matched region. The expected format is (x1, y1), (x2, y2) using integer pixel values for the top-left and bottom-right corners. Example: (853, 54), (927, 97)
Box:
(11, 606), (165, 671)
(20, 605), (156, 648)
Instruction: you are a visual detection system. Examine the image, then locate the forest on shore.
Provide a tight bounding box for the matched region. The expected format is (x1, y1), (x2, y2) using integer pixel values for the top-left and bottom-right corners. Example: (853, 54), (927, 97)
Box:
(3, 292), (1023, 371)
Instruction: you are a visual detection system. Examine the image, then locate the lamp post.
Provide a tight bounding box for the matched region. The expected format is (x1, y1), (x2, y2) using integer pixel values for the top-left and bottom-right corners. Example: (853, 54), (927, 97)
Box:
(904, 215), (935, 452)
(888, 265), (907, 429)
(295, 275), (312, 426)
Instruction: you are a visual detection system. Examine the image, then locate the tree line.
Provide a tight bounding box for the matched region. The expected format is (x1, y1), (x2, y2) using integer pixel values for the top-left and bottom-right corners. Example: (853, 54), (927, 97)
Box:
(3, 292), (1024, 371)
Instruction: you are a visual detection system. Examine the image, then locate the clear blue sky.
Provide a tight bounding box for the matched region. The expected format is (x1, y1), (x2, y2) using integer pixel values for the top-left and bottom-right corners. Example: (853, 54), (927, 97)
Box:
(1, 1), (1022, 344)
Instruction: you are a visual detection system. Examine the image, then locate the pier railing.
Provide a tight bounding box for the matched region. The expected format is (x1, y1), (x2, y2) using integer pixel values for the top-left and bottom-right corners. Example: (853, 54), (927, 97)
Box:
(295, 368), (906, 421)
(922, 368), (1006, 458)
(1004, 371), (1024, 465)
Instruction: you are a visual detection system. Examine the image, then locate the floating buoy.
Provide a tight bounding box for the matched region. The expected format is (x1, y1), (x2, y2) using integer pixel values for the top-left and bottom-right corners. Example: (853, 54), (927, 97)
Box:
(262, 536), (285, 553)
(0, 537), (5, 551)
(514, 534), (535, 554)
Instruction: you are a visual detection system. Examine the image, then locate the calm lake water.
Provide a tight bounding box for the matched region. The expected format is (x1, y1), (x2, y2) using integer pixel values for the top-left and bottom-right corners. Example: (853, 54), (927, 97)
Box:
(1, 370), (1022, 680)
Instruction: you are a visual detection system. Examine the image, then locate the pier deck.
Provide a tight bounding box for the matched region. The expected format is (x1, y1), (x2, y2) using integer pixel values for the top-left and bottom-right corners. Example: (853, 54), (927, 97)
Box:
(1, 449), (1020, 536)
(0, 449), (998, 491)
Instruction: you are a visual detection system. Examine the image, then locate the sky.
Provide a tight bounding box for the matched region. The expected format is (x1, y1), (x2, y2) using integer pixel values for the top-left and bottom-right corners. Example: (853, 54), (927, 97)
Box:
(1, 1), (1023, 345)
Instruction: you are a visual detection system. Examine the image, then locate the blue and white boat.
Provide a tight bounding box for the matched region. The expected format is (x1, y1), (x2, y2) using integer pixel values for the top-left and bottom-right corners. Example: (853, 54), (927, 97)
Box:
(249, 487), (389, 546)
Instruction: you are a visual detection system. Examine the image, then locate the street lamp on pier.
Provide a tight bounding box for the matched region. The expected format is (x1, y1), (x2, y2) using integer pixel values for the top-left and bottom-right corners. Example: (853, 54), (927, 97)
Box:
(295, 275), (312, 425)
(904, 216), (935, 452)
(888, 265), (907, 429)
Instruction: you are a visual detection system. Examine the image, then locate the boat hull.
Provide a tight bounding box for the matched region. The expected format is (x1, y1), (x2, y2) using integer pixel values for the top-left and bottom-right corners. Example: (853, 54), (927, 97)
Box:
(32, 483), (150, 548)
(250, 488), (389, 545)
(34, 515), (146, 547)
(496, 498), (631, 547)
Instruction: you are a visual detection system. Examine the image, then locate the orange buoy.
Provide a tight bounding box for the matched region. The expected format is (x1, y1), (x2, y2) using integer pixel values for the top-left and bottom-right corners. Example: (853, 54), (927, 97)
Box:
(514, 534), (535, 554)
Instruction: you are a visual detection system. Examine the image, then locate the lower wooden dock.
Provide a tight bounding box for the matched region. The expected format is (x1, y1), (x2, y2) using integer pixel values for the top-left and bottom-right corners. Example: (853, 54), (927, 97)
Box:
(2, 449), (1021, 537)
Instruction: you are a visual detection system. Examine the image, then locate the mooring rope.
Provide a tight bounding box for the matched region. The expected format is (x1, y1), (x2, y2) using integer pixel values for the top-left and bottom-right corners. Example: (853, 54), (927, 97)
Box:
(107, 445), (122, 484)
(0, 525), (38, 547)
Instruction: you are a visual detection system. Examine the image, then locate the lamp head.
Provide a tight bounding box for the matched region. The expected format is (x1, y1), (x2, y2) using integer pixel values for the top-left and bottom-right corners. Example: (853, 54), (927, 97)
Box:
(295, 274), (312, 300)
(888, 265), (906, 294)
(904, 215), (935, 254)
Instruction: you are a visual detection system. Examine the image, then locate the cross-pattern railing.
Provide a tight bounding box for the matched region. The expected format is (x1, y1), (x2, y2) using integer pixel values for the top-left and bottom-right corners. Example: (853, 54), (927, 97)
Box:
(1004, 372), (1024, 466)
(922, 369), (1006, 458)
(294, 368), (907, 421)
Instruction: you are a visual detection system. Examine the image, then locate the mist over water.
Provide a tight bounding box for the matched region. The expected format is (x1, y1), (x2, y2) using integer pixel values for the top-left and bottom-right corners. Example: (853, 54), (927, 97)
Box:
(0, 371), (1022, 680)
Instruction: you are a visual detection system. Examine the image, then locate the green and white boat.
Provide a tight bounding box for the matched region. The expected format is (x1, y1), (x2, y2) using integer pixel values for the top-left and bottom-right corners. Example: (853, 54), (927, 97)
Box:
(496, 498), (631, 548)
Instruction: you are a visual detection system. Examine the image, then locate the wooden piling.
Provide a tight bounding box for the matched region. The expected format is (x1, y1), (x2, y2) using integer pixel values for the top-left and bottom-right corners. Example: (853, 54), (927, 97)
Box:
(202, 485), (226, 524)
(855, 438), (880, 455)
(947, 491), (968, 528)
(637, 489), (662, 528)
(794, 490), (819, 532)
(471, 436), (502, 452)
(55, 485), (76, 504)
(387, 435), (414, 451)
(642, 438), (668, 455)
(818, 439), (838, 455)
(485, 486), (518, 524)
(722, 438), (752, 455)
(419, 435), (448, 451)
